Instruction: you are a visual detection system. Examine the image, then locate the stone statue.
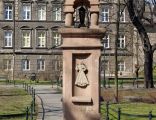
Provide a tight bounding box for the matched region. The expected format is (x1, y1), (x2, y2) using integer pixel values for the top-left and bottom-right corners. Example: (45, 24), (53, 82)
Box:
(78, 6), (86, 27)
(75, 62), (89, 87)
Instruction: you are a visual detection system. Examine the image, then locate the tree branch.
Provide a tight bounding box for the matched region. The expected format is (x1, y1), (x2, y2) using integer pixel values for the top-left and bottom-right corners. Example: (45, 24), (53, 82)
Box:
(126, 0), (151, 52)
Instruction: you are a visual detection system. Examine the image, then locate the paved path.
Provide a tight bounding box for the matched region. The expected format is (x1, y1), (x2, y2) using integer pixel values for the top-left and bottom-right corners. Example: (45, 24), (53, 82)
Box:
(33, 85), (63, 120)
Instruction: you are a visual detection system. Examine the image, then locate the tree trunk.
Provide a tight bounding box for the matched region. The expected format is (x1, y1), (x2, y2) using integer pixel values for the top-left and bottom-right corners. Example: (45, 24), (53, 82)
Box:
(144, 50), (154, 88)
(126, 0), (155, 88)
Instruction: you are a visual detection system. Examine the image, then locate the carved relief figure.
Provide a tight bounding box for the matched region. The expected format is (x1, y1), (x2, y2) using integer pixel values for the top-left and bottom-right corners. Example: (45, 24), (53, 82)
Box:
(75, 62), (89, 87)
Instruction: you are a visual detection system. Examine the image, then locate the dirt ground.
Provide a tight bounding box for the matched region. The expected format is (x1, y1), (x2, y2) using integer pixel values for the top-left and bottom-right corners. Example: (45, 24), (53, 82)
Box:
(101, 87), (156, 103)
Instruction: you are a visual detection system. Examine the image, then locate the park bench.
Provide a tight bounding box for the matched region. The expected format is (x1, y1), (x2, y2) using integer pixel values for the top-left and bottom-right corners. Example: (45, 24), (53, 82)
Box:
(106, 77), (144, 88)
(0, 75), (9, 83)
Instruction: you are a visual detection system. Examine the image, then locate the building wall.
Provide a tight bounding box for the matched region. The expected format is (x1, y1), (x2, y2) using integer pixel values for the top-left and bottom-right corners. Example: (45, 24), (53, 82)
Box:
(0, 0), (63, 80)
(0, 0), (149, 80)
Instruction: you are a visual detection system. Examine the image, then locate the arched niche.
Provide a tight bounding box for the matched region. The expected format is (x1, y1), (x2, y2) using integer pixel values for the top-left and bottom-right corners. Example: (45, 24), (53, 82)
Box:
(73, 0), (90, 9)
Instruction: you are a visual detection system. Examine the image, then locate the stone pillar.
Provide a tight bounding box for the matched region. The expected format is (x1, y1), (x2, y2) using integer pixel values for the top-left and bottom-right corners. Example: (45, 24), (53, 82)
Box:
(59, 28), (105, 120)
(65, 13), (73, 26)
(90, 12), (99, 28)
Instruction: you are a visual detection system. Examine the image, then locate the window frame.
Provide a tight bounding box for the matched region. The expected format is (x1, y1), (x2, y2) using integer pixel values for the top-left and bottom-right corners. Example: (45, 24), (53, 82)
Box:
(52, 4), (62, 21)
(37, 4), (46, 21)
(22, 3), (31, 20)
(36, 29), (47, 48)
(103, 34), (110, 48)
(101, 7), (109, 22)
(4, 30), (13, 48)
(3, 59), (12, 71)
(37, 59), (45, 71)
(4, 3), (13, 20)
(21, 30), (31, 48)
(118, 61), (125, 71)
(120, 9), (126, 22)
(117, 34), (125, 49)
(22, 59), (30, 71)
(52, 29), (62, 47)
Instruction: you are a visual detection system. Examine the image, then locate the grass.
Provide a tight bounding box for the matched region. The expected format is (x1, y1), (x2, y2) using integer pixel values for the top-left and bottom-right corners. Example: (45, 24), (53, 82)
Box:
(101, 87), (156, 120)
(0, 86), (33, 120)
(101, 102), (156, 120)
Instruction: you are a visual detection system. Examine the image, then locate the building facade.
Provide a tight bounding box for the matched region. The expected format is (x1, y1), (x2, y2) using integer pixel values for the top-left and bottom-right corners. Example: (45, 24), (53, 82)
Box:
(0, 0), (147, 81)
(0, 0), (64, 80)
(99, 0), (135, 78)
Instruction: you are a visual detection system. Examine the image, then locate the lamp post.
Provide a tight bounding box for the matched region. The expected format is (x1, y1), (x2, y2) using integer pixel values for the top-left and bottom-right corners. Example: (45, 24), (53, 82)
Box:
(12, 1), (16, 85)
(102, 40), (106, 88)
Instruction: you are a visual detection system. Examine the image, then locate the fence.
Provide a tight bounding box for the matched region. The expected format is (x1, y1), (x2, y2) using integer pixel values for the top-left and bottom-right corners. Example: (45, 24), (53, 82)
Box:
(0, 82), (36, 120)
(103, 102), (156, 120)
(102, 77), (144, 88)
(23, 83), (36, 120)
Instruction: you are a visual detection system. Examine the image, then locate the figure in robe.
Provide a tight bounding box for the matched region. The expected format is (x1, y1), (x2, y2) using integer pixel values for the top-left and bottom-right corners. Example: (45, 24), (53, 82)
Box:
(75, 62), (89, 87)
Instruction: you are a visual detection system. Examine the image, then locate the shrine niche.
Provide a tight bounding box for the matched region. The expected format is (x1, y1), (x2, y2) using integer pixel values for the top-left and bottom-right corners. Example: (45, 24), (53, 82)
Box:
(59, 0), (105, 120)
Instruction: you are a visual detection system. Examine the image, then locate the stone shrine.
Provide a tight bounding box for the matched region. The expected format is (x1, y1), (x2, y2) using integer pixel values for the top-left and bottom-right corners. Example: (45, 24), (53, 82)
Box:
(59, 0), (105, 120)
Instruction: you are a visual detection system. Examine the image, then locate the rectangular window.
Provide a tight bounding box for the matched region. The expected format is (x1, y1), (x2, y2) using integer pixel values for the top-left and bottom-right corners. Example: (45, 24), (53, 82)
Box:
(52, 6), (62, 21)
(4, 31), (12, 47)
(53, 59), (60, 71)
(4, 4), (13, 20)
(37, 59), (45, 71)
(22, 32), (31, 47)
(102, 7), (109, 22)
(38, 5), (46, 20)
(118, 61), (125, 71)
(22, 59), (30, 71)
(22, 5), (31, 20)
(52, 31), (61, 46)
(117, 35), (125, 48)
(120, 9), (125, 22)
(37, 31), (46, 47)
(3, 59), (12, 70)
(103, 35), (110, 48)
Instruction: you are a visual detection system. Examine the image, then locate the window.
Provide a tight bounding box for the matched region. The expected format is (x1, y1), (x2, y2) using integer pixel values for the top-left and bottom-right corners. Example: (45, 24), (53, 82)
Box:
(120, 9), (125, 22)
(3, 59), (12, 70)
(4, 31), (12, 47)
(37, 31), (46, 47)
(52, 55), (62, 71)
(22, 59), (30, 71)
(38, 5), (46, 20)
(53, 59), (60, 71)
(52, 30), (61, 46)
(4, 4), (13, 20)
(22, 5), (31, 20)
(52, 6), (62, 21)
(37, 59), (45, 71)
(103, 35), (110, 48)
(118, 61), (125, 71)
(117, 35), (125, 48)
(101, 7), (109, 22)
(22, 32), (31, 47)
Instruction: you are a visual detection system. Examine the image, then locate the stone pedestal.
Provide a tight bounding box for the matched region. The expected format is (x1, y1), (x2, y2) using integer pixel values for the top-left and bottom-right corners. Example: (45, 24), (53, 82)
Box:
(59, 28), (105, 120)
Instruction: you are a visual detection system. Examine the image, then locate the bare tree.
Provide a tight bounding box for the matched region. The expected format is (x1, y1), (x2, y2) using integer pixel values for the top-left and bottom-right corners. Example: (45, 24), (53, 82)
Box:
(126, 0), (156, 88)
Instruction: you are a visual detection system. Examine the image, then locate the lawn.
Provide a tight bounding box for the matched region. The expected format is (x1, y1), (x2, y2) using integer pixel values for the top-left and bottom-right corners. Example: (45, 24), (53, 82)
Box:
(0, 86), (33, 120)
(101, 88), (156, 120)
(101, 102), (156, 120)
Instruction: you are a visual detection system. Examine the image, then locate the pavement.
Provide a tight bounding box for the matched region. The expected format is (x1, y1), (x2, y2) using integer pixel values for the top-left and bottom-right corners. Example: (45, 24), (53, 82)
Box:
(33, 85), (63, 120)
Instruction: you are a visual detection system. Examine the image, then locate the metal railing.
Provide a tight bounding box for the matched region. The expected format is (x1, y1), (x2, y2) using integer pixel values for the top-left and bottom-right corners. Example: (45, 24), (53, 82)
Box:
(103, 102), (156, 120)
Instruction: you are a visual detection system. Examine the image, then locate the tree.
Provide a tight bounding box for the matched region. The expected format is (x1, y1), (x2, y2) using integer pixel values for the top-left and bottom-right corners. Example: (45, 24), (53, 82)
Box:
(126, 0), (156, 88)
